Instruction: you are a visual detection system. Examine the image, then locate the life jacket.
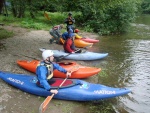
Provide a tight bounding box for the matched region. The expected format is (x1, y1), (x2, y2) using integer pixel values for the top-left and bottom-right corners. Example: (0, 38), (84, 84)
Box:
(37, 62), (53, 80)
(66, 18), (73, 25)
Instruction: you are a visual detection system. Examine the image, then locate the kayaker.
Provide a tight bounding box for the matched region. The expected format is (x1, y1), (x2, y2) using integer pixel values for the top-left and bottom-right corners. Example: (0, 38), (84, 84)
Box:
(74, 29), (83, 39)
(63, 32), (82, 53)
(64, 12), (75, 32)
(61, 28), (74, 40)
(49, 24), (64, 44)
(36, 50), (71, 94)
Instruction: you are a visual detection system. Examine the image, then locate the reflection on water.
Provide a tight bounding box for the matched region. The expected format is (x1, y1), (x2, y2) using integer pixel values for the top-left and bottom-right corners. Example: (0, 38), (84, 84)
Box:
(97, 14), (150, 113)
(118, 40), (150, 113)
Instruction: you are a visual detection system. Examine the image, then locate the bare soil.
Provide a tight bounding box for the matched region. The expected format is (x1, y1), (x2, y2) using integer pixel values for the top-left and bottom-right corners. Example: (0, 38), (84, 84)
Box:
(0, 25), (100, 113)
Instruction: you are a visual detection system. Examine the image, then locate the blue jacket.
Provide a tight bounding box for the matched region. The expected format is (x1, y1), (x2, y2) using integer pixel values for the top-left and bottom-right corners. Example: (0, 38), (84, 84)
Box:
(62, 32), (69, 40)
(62, 28), (74, 40)
(36, 61), (67, 91)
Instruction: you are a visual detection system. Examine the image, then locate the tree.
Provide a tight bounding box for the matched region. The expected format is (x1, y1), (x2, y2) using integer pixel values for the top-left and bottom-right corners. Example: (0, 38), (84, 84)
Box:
(10, 0), (26, 18)
(0, 0), (5, 14)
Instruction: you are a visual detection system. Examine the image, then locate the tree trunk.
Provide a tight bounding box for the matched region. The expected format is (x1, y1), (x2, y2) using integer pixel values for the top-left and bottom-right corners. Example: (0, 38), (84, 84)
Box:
(11, 0), (17, 17)
(27, 0), (35, 18)
(0, 0), (5, 14)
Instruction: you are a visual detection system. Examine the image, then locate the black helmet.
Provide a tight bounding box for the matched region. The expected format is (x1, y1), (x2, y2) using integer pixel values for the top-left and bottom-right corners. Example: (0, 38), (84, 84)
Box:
(68, 12), (72, 16)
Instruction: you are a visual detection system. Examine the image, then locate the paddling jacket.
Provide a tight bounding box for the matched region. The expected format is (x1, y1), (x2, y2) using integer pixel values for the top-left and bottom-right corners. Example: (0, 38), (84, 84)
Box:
(75, 33), (82, 39)
(63, 38), (76, 53)
(64, 17), (75, 26)
(50, 25), (62, 37)
(36, 61), (67, 91)
(62, 32), (82, 40)
(62, 32), (69, 40)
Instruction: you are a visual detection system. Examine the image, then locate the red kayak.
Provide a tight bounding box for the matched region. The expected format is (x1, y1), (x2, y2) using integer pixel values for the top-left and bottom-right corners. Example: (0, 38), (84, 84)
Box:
(81, 37), (99, 43)
(17, 60), (101, 79)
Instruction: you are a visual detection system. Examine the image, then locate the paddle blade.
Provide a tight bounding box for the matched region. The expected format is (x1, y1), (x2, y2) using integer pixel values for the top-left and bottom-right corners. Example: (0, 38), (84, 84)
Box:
(39, 94), (54, 113)
(44, 12), (50, 21)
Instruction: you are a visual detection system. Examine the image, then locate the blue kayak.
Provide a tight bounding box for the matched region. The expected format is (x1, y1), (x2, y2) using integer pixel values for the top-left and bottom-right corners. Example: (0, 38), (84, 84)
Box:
(0, 71), (131, 101)
(39, 48), (108, 61)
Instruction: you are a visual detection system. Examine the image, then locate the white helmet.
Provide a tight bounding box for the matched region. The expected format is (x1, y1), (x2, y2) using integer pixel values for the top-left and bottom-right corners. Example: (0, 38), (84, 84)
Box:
(42, 50), (54, 60)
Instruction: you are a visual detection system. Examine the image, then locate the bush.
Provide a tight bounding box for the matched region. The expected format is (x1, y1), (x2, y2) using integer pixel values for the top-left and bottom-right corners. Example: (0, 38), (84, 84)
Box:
(0, 28), (14, 40)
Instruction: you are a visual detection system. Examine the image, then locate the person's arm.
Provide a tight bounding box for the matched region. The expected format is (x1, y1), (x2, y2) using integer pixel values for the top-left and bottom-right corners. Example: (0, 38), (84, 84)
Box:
(75, 33), (82, 39)
(71, 17), (75, 23)
(64, 18), (68, 23)
(53, 63), (71, 77)
(53, 63), (67, 73)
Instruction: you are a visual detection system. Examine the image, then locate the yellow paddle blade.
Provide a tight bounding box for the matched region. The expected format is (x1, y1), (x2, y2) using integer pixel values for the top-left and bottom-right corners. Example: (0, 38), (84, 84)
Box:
(39, 94), (54, 113)
(59, 37), (65, 44)
(44, 12), (50, 21)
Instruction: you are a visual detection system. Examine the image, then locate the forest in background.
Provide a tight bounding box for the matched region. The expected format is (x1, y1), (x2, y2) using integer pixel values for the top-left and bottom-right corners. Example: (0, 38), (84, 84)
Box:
(0, 0), (150, 35)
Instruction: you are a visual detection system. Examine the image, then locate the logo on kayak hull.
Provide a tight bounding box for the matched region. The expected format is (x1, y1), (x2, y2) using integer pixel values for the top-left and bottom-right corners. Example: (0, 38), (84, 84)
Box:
(7, 77), (24, 85)
(94, 90), (116, 94)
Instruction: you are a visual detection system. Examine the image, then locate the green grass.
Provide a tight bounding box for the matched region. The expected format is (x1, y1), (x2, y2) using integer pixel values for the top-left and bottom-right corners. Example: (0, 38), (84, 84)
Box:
(0, 11), (67, 31)
(0, 28), (14, 40)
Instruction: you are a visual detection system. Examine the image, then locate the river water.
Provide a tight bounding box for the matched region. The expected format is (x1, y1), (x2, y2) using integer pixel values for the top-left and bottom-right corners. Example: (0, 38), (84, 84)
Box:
(95, 14), (150, 113)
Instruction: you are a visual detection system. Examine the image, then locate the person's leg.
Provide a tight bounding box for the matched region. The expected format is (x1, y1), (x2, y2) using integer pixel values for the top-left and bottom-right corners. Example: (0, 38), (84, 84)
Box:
(71, 26), (75, 33)
(54, 32), (61, 44)
(49, 31), (55, 44)
(50, 32), (59, 44)
(48, 78), (56, 85)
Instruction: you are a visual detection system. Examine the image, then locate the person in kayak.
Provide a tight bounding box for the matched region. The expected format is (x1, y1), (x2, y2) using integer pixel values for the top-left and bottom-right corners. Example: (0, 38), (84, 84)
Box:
(63, 32), (82, 53)
(36, 50), (71, 94)
(74, 29), (83, 39)
(49, 24), (64, 44)
(61, 28), (74, 40)
(64, 12), (75, 32)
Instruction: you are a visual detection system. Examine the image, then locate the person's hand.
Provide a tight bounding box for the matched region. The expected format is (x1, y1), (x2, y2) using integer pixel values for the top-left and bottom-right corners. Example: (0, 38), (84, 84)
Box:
(69, 16), (72, 19)
(71, 51), (75, 53)
(50, 90), (58, 94)
(66, 71), (71, 77)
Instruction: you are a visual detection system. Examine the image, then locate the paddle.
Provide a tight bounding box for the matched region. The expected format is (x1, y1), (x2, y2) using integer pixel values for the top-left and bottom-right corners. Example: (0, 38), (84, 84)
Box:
(44, 12), (55, 27)
(55, 49), (81, 62)
(55, 44), (93, 62)
(39, 66), (80, 113)
(11, 53), (40, 60)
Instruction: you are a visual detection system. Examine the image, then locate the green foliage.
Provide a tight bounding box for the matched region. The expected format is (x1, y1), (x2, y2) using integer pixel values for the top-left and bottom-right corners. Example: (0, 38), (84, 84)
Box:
(98, 69), (108, 77)
(88, 100), (115, 113)
(2, 0), (144, 35)
(77, 0), (142, 35)
(0, 28), (14, 39)
(141, 0), (150, 14)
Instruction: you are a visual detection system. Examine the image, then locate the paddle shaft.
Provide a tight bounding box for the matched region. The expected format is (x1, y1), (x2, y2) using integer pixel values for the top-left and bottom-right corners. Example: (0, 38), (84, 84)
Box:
(39, 76), (68, 113)
(39, 64), (80, 113)
(11, 54), (40, 60)
(55, 44), (92, 62)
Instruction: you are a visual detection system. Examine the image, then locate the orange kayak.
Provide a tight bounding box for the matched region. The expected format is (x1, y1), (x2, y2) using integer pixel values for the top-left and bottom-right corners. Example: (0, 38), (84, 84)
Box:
(59, 38), (93, 48)
(17, 60), (101, 79)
